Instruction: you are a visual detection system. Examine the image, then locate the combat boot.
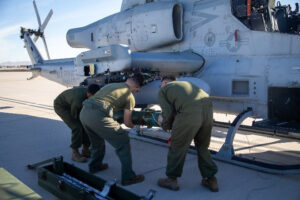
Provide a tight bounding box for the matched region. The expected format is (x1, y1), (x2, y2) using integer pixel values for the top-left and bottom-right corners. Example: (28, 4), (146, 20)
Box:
(157, 177), (179, 191)
(71, 149), (87, 163)
(81, 145), (91, 158)
(202, 176), (219, 192)
(122, 174), (145, 186)
(89, 163), (109, 174)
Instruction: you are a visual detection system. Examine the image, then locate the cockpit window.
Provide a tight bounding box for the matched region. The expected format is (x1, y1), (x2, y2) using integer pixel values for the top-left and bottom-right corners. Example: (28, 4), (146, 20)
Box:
(231, 0), (300, 34)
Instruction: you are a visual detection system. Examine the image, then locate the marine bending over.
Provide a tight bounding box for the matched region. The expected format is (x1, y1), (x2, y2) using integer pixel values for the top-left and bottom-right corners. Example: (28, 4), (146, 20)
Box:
(157, 75), (219, 192)
(79, 73), (146, 186)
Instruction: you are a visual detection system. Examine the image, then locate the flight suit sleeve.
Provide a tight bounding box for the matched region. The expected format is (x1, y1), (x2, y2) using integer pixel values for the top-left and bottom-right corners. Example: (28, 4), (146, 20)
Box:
(124, 93), (135, 110)
(53, 95), (61, 107)
(70, 100), (82, 119)
(158, 89), (174, 131)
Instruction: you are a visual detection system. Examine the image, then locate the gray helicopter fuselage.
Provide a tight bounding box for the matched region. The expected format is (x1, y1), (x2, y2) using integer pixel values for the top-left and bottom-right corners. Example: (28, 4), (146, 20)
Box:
(24, 0), (300, 121)
(64, 0), (300, 119)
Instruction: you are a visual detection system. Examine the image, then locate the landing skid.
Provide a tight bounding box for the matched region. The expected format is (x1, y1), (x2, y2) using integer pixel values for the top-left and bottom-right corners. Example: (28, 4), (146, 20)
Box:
(214, 108), (300, 174)
(214, 120), (300, 140)
(216, 108), (254, 160)
(130, 108), (300, 174)
(252, 120), (300, 136)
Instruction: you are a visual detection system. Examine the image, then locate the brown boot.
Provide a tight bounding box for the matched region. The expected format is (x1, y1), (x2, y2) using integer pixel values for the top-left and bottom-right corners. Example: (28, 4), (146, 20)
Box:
(89, 163), (109, 174)
(121, 174), (145, 186)
(202, 176), (219, 192)
(71, 149), (87, 163)
(81, 145), (91, 158)
(157, 177), (179, 191)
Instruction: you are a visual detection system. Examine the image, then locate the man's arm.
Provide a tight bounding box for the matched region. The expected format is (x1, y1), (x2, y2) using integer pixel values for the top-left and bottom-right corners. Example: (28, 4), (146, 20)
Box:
(70, 102), (81, 119)
(158, 90), (174, 131)
(124, 109), (134, 128)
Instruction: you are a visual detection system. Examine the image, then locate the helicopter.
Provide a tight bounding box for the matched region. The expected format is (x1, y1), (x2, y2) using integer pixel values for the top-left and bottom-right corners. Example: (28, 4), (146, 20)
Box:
(19, 0), (300, 173)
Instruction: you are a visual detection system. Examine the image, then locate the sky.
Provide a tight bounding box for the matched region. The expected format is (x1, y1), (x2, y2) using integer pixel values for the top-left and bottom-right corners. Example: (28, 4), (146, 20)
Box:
(0, 0), (122, 64)
(0, 0), (298, 64)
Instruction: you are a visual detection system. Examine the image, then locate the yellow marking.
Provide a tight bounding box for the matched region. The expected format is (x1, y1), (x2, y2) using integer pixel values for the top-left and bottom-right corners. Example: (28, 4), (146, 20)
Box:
(90, 64), (95, 75)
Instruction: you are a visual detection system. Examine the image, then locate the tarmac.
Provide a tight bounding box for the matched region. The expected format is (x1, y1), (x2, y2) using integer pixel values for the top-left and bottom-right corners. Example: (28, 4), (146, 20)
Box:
(0, 72), (300, 200)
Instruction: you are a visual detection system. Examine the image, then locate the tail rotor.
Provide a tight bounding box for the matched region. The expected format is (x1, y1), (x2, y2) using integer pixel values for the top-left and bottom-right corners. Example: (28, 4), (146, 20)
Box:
(32, 0), (53, 59)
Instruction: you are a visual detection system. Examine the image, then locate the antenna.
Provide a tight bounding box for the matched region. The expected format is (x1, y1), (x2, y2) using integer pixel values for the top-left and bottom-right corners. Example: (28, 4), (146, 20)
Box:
(32, 0), (53, 59)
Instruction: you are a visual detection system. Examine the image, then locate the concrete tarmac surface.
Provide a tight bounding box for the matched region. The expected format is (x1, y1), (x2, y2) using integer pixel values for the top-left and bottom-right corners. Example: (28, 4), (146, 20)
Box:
(0, 72), (300, 200)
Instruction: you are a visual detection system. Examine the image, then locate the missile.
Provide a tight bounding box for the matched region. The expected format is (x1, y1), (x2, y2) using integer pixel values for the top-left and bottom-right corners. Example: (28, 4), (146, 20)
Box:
(113, 109), (162, 128)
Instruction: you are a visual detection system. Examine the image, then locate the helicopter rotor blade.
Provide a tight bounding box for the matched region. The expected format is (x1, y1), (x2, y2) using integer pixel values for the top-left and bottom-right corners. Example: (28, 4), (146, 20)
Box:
(33, 0), (42, 28)
(33, 0), (41, 42)
(32, 0), (52, 59)
(42, 35), (50, 59)
(40, 9), (53, 33)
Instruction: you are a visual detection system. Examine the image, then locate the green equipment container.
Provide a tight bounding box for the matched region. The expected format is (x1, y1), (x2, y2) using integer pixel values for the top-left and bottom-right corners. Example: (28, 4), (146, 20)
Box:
(36, 157), (155, 200)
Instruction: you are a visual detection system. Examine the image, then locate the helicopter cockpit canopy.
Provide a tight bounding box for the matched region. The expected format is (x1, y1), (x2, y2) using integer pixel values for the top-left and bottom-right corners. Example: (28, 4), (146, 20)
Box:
(232, 0), (300, 34)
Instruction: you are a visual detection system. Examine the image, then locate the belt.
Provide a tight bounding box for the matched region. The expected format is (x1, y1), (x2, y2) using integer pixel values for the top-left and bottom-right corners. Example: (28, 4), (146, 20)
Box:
(180, 97), (212, 113)
(83, 99), (113, 117)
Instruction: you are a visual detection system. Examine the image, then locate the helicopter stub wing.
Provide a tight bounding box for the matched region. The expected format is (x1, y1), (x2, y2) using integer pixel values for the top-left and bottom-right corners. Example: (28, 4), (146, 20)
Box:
(75, 44), (205, 75)
(75, 44), (208, 105)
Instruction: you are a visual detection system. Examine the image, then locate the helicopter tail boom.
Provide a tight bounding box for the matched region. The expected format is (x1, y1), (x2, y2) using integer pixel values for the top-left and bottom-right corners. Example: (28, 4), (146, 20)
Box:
(21, 28), (44, 65)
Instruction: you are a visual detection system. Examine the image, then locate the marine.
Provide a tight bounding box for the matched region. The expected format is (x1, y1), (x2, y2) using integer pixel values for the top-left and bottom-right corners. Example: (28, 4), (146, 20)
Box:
(54, 84), (100, 162)
(157, 76), (219, 192)
(79, 73), (145, 186)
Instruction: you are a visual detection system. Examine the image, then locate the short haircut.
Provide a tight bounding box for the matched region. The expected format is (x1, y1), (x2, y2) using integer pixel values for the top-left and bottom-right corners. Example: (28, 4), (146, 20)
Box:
(161, 75), (177, 82)
(130, 73), (145, 87)
(87, 84), (100, 95)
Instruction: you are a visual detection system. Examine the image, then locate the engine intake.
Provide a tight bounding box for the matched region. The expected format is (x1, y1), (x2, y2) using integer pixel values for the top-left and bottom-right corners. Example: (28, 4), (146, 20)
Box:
(67, 2), (183, 51)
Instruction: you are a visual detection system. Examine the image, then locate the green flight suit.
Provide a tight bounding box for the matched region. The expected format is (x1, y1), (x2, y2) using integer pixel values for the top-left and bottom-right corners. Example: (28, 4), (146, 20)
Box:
(158, 81), (218, 179)
(79, 83), (136, 181)
(54, 87), (90, 149)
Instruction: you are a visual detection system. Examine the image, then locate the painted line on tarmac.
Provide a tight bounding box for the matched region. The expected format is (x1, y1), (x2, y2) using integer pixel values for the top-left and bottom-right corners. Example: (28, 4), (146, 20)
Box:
(0, 96), (53, 110)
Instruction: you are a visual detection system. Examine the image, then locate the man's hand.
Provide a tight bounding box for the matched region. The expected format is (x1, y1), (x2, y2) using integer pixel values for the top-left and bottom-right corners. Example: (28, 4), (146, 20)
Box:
(157, 114), (163, 127)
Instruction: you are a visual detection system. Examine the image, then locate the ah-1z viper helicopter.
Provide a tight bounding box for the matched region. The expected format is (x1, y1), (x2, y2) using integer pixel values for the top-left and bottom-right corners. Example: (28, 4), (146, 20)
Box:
(20, 0), (300, 173)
